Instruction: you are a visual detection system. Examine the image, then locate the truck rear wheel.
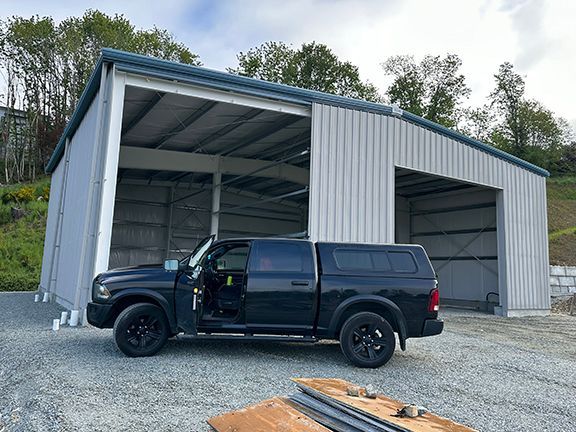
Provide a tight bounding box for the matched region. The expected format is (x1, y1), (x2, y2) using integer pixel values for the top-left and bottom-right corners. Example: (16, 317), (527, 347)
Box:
(113, 303), (170, 357)
(339, 312), (395, 368)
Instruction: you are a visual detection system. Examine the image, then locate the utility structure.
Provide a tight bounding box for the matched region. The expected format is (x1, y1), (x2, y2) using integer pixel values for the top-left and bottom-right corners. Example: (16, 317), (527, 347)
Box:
(40, 49), (550, 319)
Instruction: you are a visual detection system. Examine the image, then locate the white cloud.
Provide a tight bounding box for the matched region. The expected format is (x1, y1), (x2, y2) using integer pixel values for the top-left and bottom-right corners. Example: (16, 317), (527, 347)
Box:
(0, 0), (574, 128)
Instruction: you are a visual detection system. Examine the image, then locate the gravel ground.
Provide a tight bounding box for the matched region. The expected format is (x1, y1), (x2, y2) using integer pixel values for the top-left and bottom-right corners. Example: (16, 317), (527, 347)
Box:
(1, 292), (575, 432)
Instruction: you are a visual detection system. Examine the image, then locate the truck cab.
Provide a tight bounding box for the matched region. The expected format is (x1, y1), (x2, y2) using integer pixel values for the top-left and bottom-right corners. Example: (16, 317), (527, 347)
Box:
(88, 236), (443, 368)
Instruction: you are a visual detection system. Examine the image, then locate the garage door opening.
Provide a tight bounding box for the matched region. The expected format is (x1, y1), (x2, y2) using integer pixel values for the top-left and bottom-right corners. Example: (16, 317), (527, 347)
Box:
(109, 85), (311, 268)
(395, 167), (500, 312)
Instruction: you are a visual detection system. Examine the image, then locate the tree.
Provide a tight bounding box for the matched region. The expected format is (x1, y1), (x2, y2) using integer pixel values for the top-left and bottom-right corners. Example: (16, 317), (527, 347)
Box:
(457, 105), (496, 143)
(230, 41), (381, 102)
(382, 54), (470, 128)
(0, 10), (200, 182)
(489, 62), (567, 171)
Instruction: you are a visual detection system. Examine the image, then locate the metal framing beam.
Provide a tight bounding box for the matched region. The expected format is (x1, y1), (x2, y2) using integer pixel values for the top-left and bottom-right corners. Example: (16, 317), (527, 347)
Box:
(220, 114), (304, 156)
(187, 108), (264, 153)
(118, 146), (309, 185)
(153, 100), (217, 149)
(125, 73), (311, 118)
(210, 172), (222, 238)
(121, 91), (164, 137)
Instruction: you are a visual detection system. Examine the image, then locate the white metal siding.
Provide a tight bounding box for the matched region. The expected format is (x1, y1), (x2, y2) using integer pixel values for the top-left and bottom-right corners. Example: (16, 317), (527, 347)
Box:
(51, 94), (101, 309)
(309, 103), (550, 314)
(39, 156), (65, 292)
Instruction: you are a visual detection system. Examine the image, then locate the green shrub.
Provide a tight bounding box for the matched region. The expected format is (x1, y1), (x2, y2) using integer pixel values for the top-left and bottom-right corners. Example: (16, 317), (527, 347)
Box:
(0, 272), (39, 292)
(13, 186), (35, 203)
(1, 191), (16, 204)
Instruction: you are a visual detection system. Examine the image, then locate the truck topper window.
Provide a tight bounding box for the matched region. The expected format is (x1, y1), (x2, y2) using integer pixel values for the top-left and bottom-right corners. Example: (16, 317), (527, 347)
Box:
(333, 249), (418, 274)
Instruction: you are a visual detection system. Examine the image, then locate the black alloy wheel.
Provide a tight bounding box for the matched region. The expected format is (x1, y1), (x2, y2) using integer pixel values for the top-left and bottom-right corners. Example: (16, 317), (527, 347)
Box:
(339, 312), (395, 368)
(113, 303), (170, 357)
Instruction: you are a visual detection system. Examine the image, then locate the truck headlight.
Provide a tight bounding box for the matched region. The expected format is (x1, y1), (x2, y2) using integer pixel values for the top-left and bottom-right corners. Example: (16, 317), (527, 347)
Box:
(92, 282), (111, 301)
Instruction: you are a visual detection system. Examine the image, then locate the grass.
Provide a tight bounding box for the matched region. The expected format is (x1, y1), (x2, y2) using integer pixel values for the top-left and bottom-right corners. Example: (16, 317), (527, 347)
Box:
(0, 179), (49, 291)
(547, 176), (576, 265)
(0, 175), (574, 292)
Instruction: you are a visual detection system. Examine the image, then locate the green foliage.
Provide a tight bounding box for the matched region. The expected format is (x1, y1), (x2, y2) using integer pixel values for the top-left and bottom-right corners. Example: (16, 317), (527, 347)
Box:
(486, 63), (570, 173)
(0, 178), (48, 292)
(231, 41), (381, 102)
(0, 10), (201, 183)
(382, 54), (470, 128)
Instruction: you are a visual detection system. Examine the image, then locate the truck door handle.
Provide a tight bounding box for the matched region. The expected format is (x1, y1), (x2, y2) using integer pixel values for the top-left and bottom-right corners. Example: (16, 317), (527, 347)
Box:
(291, 280), (310, 286)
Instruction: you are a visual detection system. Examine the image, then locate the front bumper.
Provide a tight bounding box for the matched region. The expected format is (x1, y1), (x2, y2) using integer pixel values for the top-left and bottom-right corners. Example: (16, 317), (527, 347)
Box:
(87, 302), (114, 328)
(421, 319), (444, 337)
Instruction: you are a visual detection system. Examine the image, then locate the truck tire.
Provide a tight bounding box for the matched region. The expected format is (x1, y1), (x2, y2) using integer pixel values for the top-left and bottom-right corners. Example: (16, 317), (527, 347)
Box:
(339, 312), (395, 368)
(113, 303), (170, 357)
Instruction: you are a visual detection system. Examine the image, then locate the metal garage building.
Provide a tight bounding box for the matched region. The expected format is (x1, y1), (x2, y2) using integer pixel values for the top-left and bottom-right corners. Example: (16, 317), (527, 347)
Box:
(39, 49), (550, 319)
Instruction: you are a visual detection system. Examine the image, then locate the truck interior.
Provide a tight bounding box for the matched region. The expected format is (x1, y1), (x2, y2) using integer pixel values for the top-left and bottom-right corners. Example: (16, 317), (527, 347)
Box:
(200, 242), (249, 322)
(394, 167), (500, 312)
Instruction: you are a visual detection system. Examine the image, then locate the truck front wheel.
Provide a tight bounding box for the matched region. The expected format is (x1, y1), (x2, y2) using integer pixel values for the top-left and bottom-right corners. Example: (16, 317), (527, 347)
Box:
(339, 312), (395, 368)
(113, 303), (170, 357)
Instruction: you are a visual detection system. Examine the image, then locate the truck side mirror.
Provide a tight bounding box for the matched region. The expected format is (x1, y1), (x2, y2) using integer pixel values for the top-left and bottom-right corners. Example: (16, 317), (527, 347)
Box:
(164, 259), (179, 272)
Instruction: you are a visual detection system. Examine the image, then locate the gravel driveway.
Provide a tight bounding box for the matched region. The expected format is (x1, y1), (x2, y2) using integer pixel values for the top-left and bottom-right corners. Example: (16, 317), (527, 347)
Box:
(1, 292), (575, 432)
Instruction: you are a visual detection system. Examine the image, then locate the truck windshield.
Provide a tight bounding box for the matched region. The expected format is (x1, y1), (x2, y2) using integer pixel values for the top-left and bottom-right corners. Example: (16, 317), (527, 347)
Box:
(180, 235), (215, 270)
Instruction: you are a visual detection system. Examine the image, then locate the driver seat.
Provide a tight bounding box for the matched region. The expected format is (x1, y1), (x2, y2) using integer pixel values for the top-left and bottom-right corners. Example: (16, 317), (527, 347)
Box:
(217, 281), (242, 310)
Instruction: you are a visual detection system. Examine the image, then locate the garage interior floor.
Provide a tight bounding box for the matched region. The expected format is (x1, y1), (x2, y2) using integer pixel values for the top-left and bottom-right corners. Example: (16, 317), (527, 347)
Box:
(2, 292), (575, 432)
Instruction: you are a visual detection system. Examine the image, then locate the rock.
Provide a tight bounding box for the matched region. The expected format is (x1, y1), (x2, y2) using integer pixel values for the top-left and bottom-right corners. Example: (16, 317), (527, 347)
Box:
(10, 207), (26, 220)
(346, 386), (360, 397)
(364, 384), (378, 399)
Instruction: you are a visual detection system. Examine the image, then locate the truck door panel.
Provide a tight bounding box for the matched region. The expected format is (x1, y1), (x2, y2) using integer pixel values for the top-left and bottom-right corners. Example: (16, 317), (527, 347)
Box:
(245, 241), (316, 331)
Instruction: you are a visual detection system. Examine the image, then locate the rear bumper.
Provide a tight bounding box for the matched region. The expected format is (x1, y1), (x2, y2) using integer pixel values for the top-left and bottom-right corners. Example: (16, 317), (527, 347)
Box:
(421, 319), (444, 337)
(87, 302), (114, 328)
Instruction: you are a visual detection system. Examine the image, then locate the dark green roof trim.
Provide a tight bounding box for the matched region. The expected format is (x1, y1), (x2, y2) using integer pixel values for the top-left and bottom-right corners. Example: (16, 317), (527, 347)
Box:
(46, 48), (550, 177)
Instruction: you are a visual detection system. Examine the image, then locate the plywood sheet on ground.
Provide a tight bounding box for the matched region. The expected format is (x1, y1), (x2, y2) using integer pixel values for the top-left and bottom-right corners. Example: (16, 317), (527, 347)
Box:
(293, 378), (476, 432)
(208, 397), (331, 432)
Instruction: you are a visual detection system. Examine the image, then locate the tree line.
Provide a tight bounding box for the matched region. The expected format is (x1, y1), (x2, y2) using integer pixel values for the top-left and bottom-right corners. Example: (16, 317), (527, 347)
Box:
(1, 10), (573, 184)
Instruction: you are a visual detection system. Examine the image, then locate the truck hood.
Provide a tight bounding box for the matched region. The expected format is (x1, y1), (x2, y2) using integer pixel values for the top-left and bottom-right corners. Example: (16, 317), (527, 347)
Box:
(96, 264), (177, 292)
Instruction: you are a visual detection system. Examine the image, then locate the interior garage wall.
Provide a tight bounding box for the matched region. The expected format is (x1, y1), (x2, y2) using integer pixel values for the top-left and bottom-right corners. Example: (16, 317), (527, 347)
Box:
(309, 103), (549, 316)
(109, 181), (306, 269)
(410, 190), (498, 303)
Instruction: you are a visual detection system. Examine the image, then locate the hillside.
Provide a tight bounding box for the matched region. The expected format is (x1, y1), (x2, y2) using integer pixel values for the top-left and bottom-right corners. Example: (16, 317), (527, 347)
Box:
(547, 176), (576, 265)
(0, 176), (574, 291)
(0, 179), (49, 291)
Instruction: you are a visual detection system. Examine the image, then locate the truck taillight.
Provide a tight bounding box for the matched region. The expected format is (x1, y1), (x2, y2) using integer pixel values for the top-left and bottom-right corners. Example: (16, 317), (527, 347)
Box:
(428, 288), (439, 312)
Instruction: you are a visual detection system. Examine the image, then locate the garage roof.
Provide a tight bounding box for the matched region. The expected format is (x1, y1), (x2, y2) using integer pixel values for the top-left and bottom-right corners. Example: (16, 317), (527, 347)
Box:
(46, 48), (550, 177)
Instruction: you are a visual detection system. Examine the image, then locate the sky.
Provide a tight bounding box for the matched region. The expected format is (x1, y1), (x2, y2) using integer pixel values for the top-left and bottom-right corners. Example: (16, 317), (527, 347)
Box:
(1, 0), (575, 129)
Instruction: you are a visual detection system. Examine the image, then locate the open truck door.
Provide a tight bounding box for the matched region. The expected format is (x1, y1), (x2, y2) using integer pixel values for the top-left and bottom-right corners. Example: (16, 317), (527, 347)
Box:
(173, 235), (215, 334)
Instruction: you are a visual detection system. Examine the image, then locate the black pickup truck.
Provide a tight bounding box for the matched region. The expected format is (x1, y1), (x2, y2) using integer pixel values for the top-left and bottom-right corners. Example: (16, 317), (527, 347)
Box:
(87, 236), (443, 368)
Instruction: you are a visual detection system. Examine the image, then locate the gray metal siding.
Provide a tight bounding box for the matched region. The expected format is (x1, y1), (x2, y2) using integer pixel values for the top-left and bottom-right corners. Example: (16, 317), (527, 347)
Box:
(308, 105), (394, 243)
(309, 103), (549, 314)
(51, 93), (101, 309)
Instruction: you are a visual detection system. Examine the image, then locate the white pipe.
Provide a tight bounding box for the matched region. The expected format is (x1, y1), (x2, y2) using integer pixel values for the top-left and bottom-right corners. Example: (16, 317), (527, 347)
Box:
(60, 311), (68, 325)
(42, 292), (50, 303)
(34, 294), (40, 302)
(52, 319), (60, 331)
(69, 310), (80, 327)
